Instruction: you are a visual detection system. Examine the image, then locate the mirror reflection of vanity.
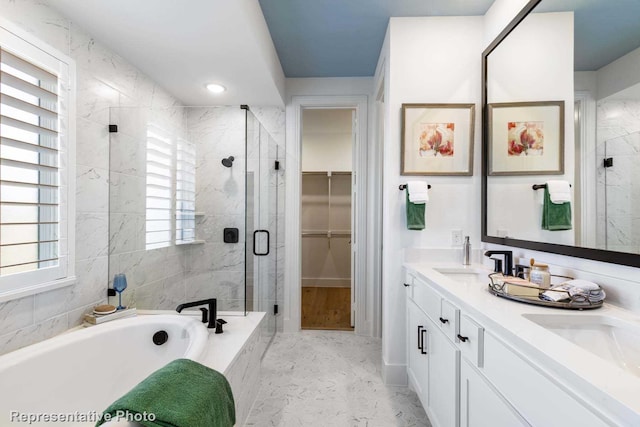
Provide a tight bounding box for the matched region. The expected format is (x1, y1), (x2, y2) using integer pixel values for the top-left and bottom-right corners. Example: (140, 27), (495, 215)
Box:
(482, 0), (640, 266)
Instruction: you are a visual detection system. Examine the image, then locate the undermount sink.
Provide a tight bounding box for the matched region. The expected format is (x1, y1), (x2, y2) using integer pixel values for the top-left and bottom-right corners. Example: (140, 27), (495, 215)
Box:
(433, 267), (490, 285)
(522, 313), (640, 377)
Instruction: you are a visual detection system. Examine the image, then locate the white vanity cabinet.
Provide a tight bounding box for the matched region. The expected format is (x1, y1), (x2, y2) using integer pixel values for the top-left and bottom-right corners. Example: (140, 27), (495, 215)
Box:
(407, 297), (429, 404)
(460, 358), (529, 427)
(406, 273), (460, 427)
(404, 266), (620, 427)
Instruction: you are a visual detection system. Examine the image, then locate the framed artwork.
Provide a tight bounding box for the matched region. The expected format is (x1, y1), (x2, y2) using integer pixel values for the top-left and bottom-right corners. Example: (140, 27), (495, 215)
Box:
(401, 103), (475, 176)
(488, 101), (564, 176)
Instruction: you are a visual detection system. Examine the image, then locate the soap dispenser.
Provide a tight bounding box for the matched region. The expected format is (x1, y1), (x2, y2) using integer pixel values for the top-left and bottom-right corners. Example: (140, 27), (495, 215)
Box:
(462, 236), (471, 265)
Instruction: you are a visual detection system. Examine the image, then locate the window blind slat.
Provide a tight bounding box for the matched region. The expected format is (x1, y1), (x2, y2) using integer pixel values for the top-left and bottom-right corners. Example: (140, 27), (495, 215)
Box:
(0, 157), (58, 172)
(1, 136), (58, 154)
(0, 115), (58, 137)
(1, 93), (57, 121)
(0, 71), (58, 103)
(1, 49), (57, 87)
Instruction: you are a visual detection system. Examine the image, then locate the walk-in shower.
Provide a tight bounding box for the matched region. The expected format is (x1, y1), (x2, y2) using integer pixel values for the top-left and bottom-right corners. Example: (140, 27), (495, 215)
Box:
(107, 105), (284, 341)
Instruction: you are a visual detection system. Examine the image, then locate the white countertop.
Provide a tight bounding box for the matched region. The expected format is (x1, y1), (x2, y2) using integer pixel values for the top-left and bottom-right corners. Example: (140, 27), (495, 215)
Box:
(404, 262), (640, 425)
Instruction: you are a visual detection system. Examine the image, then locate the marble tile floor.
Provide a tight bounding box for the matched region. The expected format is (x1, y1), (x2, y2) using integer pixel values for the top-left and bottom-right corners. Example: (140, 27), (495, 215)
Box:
(245, 330), (431, 427)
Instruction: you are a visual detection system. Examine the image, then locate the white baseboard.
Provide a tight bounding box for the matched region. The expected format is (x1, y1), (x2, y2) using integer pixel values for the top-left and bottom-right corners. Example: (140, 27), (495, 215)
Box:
(301, 278), (350, 288)
(382, 360), (408, 386)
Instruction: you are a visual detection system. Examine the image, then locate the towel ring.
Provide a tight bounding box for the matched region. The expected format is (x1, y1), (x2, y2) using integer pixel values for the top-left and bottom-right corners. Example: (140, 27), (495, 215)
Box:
(399, 184), (432, 190)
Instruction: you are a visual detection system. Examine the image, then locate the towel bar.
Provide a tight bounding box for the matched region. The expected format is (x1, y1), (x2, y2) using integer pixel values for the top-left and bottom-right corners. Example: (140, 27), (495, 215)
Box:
(399, 184), (431, 190)
(532, 183), (572, 190)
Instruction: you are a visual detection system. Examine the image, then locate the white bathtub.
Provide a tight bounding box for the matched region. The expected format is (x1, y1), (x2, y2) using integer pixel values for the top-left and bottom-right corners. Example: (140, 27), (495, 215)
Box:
(0, 314), (208, 426)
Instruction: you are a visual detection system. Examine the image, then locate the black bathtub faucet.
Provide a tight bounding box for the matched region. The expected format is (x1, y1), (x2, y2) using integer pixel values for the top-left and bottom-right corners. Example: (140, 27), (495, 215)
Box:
(176, 298), (225, 333)
(484, 250), (513, 276)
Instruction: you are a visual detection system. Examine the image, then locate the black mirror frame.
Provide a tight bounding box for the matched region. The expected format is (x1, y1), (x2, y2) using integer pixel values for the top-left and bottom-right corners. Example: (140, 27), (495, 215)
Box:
(481, 0), (640, 268)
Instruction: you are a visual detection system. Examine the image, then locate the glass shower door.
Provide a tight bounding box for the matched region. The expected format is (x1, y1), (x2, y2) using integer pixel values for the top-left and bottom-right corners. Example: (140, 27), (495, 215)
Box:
(246, 110), (280, 342)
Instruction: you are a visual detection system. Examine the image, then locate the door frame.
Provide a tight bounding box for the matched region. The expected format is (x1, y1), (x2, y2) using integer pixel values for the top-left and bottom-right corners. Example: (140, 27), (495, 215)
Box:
(284, 95), (370, 334)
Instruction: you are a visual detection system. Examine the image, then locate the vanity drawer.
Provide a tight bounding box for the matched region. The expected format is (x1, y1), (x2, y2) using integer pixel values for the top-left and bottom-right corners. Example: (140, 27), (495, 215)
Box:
(483, 333), (612, 427)
(439, 299), (459, 342)
(412, 277), (441, 322)
(458, 314), (484, 367)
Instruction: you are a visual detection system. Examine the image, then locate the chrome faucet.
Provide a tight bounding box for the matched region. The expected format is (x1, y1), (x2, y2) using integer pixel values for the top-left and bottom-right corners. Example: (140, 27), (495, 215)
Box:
(484, 250), (513, 276)
(176, 298), (220, 331)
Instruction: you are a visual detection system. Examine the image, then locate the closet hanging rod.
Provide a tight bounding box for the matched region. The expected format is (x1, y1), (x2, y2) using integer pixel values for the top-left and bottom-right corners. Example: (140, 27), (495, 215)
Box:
(302, 232), (351, 237)
(532, 183), (572, 190)
(399, 184), (431, 190)
(302, 171), (352, 176)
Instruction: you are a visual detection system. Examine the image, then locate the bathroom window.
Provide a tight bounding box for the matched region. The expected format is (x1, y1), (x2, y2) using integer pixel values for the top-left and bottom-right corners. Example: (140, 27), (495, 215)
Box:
(145, 126), (195, 250)
(175, 137), (196, 245)
(145, 124), (174, 250)
(0, 21), (76, 299)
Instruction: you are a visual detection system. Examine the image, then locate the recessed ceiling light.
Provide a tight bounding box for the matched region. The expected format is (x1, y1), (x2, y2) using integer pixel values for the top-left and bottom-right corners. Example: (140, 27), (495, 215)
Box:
(206, 83), (226, 94)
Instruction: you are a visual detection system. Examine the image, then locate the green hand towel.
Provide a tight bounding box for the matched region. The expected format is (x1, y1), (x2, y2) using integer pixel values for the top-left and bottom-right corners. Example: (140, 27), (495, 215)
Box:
(97, 358), (235, 427)
(542, 188), (572, 231)
(406, 191), (425, 230)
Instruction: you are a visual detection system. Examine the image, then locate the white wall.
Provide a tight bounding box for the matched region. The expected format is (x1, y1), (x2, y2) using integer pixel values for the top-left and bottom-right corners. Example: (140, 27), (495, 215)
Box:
(302, 109), (353, 172)
(378, 16), (484, 384)
(486, 12), (575, 245)
(597, 46), (640, 101)
(0, 0), (182, 355)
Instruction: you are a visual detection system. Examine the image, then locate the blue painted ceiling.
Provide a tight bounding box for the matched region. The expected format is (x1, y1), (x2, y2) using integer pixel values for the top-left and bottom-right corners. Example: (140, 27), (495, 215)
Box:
(258, 0), (495, 77)
(259, 0), (640, 77)
(536, 0), (640, 71)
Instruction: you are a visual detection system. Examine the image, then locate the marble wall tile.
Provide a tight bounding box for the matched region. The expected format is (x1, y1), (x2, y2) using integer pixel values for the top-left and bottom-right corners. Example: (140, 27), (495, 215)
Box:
(597, 100), (640, 252)
(68, 257), (109, 311)
(0, 297), (35, 337)
(109, 213), (144, 255)
(0, 313), (69, 356)
(0, 0), (69, 53)
(114, 249), (169, 290)
(76, 212), (109, 261)
(75, 72), (119, 125)
(109, 133), (147, 176)
(76, 117), (110, 170)
(109, 172), (146, 215)
(133, 274), (186, 310)
(76, 166), (109, 213)
(196, 214), (245, 245)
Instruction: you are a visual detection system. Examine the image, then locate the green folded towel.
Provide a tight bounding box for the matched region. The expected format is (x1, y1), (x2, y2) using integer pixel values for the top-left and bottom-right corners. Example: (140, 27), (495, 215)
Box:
(406, 191), (425, 230)
(542, 188), (572, 231)
(97, 358), (235, 427)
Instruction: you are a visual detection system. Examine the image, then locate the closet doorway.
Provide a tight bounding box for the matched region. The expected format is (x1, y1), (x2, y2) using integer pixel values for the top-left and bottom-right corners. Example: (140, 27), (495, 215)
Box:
(301, 108), (355, 331)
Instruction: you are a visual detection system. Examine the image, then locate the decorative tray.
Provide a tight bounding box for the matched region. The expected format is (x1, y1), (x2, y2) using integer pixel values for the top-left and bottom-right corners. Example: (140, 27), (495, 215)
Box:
(487, 273), (603, 310)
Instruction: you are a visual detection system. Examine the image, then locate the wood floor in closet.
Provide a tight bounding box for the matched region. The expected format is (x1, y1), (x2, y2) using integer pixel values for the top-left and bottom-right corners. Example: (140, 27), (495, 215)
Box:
(301, 287), (353, 331)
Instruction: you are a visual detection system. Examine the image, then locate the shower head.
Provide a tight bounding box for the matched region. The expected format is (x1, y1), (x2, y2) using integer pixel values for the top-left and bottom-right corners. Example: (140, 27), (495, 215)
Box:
(221, 156), (235, 168)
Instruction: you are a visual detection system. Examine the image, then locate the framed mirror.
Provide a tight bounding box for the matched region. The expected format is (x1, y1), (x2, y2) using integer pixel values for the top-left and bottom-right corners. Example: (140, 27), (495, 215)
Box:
(482, 0), (640, 267)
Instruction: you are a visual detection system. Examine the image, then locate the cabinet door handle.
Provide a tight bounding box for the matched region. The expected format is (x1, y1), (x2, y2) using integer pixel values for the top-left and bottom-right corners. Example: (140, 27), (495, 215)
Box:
(403, 283), (410, 287)
(420, 328), (427, 355)
(417, 326), (424, 350)
(457, 334), (469, 343)
(439, 317), (449, 324)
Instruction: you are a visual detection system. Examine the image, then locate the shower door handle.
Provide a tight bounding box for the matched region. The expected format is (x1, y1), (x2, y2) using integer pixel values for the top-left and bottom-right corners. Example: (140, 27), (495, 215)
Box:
(253, 230), (270, 256)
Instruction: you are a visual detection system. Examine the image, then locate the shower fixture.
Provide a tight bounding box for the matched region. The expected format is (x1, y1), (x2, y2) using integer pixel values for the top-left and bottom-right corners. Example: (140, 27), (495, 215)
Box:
(221, 156), (235, 167)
